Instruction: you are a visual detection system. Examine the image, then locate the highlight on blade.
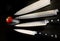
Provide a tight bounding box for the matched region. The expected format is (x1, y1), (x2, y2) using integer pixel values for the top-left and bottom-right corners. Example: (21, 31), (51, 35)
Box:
(12, 19), (20, 24)
(15, 0), (50, 15)
(15, 20), (49, 27)
(15, 9), (58, 19)
(14, 29), (37, 35)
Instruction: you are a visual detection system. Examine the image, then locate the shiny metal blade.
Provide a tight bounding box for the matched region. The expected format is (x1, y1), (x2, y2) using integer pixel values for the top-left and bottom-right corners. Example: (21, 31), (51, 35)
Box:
(14, 29), (37, 35)
(15, 0), (50, 15)
(16, 9), (58, 19)
(15, 20), (49, 27)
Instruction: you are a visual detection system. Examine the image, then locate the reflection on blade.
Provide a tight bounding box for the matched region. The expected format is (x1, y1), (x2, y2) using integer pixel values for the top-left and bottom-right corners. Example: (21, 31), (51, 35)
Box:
(16, 9), (58, 19)
(14, 29), (37, 35)
(12, 19), (20, 24)
(15, 0), (50, 15)
(15, 20), (49, 27)
(10, 19), (20, 25)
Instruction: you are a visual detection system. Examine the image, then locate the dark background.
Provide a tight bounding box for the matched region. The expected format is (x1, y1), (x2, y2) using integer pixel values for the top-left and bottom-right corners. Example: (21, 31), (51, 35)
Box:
(0, 0), (60, 41)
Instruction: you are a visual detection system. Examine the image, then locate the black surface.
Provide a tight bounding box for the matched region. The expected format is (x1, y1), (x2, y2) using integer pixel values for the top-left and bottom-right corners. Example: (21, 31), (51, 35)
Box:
(0, 0), (60, 41)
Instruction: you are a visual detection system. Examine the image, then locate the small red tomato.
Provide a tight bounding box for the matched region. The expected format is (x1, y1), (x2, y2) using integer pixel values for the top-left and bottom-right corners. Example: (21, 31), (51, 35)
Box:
(6, 16), (13, 24)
